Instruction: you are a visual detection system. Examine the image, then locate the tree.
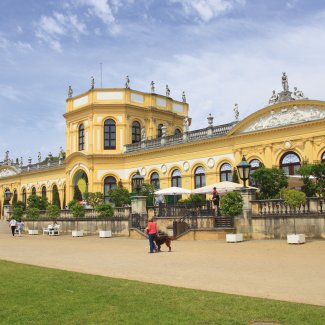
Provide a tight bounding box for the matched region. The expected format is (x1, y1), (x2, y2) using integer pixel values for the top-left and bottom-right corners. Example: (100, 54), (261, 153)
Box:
(298, 163), (325, 197)
(73, 185), (83, 201)
(283, 189), (306, 234)
(84, 192), (104, 208)
(27, 195), (48, 210)
(108, 187), (131, 207)
(14, 200), (26, 211)
(27, 207), (40, 230)
(251, 167), (288, 199)
(95, 203), (114, 230)
(52, 186), (61, 209)
(220, 191), (243, 217)
(232, 168), (240, 184)
(46, 204), (61, 221)
(70, 202), (85, 231)
(12, 207), (23, 221)
(67, 199), (79, 209)
(140, 183), (156, 207)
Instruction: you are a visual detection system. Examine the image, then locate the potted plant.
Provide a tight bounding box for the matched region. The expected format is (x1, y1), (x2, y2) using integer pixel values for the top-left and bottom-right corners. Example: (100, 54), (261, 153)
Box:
(27, 207), (40, 235)
(95, 203), (114, 237)
(283, 189), (306, 244)
(70, 202), (85, 237)
(220, 191), (244, 242)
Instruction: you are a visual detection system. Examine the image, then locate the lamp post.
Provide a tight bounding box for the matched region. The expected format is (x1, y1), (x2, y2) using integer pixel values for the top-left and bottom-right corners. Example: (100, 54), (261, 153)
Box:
(132, 170), (144, 195)
(3, 189), (13, 220)
(236, 155), (251, 189)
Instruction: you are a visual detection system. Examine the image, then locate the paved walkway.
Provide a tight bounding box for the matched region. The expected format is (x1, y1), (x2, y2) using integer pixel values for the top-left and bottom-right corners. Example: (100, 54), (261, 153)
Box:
(0, 222), (324, 306)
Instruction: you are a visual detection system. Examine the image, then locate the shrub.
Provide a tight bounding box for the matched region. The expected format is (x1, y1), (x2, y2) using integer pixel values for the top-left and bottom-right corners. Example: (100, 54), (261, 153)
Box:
(52, 186), (61, 209)
(27, 195), (48, 210)
(220, 192), (243, 217)
(46, 204), (61, 220)
(12, 207), (23, 221)
(95, 204), (114, 231)
(70, 202), (85, 231)
(67, 199), (79, 209)
(73, 185), (83, 201)
(26, 207), (40, 230)
(84, 192), (104, 208)
(108, 187), (131, 207)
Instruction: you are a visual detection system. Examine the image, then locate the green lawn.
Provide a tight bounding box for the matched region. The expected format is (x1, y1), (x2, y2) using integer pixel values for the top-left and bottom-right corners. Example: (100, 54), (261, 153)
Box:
(0, 260), (324, 325)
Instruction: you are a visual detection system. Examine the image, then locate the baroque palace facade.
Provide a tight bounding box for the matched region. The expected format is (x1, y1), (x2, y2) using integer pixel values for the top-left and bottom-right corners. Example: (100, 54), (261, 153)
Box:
(0, 74), (325, 211)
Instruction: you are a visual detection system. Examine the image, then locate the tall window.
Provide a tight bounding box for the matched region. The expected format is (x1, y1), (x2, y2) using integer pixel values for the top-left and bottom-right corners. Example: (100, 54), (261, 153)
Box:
(157, 124), (163, 138)
(150, 172), (160, 189)
(79, 124), (85, 151)
(22, 188), (26, 206)
(249, 159), (261, 186)
(132, 121), (141, 143)
(171, 169), (182, 187)
(104, 119), (116, 150)
(322, 151), (325, 163)
(194, 166), (206, 189)
(32, 187), (36, 196)
(13, 190), (18, 205)
(220, 163), (233, 182)
(280, 152), (301, 175)
(41, 186), (46, 199)
(104, 176), (117, 203)
(174, 128), (181, 135)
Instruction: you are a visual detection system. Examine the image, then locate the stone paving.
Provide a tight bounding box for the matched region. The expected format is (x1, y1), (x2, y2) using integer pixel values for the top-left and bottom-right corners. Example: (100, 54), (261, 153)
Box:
(0, 221), (324, 307)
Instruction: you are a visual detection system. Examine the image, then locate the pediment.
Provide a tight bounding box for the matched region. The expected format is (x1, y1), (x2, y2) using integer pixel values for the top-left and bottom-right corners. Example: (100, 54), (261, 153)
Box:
(0, 166), (20, 179)
(228, 100), (325, 135)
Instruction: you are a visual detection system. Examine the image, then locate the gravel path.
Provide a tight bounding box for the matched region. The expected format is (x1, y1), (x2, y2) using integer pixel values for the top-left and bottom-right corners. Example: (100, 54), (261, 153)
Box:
(0, 227), (324, 306)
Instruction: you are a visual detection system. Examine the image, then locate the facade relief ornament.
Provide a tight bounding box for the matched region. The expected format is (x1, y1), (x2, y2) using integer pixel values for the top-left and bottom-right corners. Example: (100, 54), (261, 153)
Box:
(242, 106), (325, 133)
(207, 158), (215, 169)
(0, 168), (18, 178)
(140, 167), (146, 176)
(183, 161), (190, 172)
(284, 141), (291, 149)
(161, 164), (167, 174)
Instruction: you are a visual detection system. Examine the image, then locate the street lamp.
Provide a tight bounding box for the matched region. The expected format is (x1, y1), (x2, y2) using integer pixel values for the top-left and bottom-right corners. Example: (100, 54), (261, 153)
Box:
(236, 155), (251, 188)
(4, 190), (13, 203)
(132, 170), (144, 195)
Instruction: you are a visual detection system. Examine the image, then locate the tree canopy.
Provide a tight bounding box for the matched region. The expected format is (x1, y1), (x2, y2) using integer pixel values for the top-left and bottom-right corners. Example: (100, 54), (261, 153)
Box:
(298, 163), (325, 197)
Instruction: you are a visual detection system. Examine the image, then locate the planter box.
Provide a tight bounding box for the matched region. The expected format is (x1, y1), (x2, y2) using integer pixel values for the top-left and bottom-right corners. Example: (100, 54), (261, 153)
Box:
(99, 230), (112, 238)
(226, 233), (243, 243)
(72, 230), (84, 237)
(287, 234), (305, 244)
(28, 229), (39, 235)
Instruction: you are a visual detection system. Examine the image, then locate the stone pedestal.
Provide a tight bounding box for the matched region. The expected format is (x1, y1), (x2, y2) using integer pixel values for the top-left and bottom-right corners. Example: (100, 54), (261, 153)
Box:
(3, 205), (12, 221)
(239, 188), (257, 219)
(131, 196), (147, 214)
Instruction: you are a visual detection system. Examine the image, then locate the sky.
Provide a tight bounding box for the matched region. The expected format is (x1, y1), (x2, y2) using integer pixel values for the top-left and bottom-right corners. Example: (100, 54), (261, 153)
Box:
(1, 0), (325, 163)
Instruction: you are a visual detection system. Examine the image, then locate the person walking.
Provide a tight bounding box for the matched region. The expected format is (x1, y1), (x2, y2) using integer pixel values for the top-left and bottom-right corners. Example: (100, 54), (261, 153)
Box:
(9, 218), (17, 236)
(212, 187), (220, 216)
(17, 220), (24, 236)
(146, 217), (157, 253)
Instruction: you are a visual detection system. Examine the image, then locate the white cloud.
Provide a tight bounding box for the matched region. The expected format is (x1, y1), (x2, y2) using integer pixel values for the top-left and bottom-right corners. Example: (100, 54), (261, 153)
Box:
(0, 85), (24, 102)
(0, 34), (33, 53)
(170, 0), (245, 22)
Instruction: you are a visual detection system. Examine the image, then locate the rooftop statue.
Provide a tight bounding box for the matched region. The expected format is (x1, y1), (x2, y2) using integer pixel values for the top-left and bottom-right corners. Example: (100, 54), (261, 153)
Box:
(282, 72), (289, 92)
(293, 87), (307, 100)
(38, 152), (41, 163)
(166, 85), (170, 97)
(125, 75), (130, 89)
(233, 103), (239, 121)
(141, 127), (146, 141)
(182, 91), (186, 103)
(183, 117), (189, 133)
(269, 90), (279, 104)
(68, 85), (73, 98)
(91, 76), (95, 89)
(150, 81), (155, 93)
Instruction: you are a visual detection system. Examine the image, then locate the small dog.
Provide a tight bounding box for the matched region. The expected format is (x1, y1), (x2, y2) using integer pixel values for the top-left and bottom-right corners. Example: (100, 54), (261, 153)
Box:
(154, 232), (174, 252)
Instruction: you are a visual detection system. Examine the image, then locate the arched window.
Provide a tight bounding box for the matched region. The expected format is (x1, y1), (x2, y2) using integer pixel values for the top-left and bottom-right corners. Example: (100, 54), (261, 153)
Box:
(322, 151), (325, 163)
(104, 176), (117, 203)
(78, 124), (85, 151)
(31, 187), (36, 196)
(150, 172), (160, 189)
(194, 166), (206, 189)
(157, 124), (163, 138)
(280, 152), (301, 175)
(220, 163), (233, 182)
(104, 119), (116, 150)
(171, 169), (182, 187)
(132, 121), (141, 144)
(174, 128), (181, 135)
(249, 159), (261, 186)
(22, 188), (26, 206)
(41, 186), (46, 199)
(13, 190), (18, 205)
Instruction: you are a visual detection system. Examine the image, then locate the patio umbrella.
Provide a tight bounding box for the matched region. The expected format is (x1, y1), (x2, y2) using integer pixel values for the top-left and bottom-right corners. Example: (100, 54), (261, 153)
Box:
(192, 181), (255, 195)
(154, 187), (192, 195)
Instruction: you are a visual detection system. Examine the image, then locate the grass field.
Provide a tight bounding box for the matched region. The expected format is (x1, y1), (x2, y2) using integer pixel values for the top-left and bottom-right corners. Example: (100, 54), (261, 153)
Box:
(0, 260), (324, 325)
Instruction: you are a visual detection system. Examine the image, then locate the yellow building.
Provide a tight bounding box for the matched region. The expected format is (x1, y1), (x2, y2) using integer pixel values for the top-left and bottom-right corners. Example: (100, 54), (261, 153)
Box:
(1, 74), (325, 211)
